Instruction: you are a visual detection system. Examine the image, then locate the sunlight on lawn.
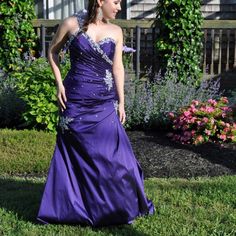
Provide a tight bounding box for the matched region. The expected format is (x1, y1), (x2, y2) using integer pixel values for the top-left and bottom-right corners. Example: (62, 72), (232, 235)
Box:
(0, 175), (235, 236)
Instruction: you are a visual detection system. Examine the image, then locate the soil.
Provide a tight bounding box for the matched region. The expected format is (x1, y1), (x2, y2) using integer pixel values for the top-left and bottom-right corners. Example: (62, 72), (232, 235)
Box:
(127, 130), (236, 179)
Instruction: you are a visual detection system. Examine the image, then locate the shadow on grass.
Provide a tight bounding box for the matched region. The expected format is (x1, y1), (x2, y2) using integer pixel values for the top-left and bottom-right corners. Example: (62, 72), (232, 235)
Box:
(0, 177), (149, 236)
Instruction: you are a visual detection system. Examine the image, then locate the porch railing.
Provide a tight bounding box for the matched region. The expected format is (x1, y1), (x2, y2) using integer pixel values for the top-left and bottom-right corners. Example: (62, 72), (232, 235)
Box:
(32, 19), (236, 87)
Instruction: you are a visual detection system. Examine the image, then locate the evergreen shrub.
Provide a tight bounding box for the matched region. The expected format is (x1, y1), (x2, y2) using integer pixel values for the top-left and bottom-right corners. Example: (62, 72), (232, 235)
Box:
(0, 0), (37, 72)
(155, 0), (203, 83)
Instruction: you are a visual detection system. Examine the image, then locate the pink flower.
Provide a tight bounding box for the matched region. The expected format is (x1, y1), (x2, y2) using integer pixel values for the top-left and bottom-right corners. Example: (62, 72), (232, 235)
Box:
(223, 127), (230, 133)
(208, 99), (217, 106)
(183, 111), (191, 117)
(219, 134), (227, 141)
(220, 97), (228, 104)
(191, 130), (196, 136)
(200, 107), (206, 112)
(221, 106), (230, 111)
(184, 131), (192, 137)
(189, 105), (197, 113)
(220, 121), (225, 126)
(192, 100), (199, 106)
(205, 129), (211, 135)
(194, 135), (204, 145)
(168, 112), (175, 119)
(210, 118), (215, 125)
(205, 106), (215, 113)
(189, 117), (197, 123)
(169, 97), (236, 145)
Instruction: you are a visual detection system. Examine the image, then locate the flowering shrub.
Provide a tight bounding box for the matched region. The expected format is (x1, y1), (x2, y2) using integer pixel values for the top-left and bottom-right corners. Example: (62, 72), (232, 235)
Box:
(168, 97), (236, 145)
(125, 71), (222, 130)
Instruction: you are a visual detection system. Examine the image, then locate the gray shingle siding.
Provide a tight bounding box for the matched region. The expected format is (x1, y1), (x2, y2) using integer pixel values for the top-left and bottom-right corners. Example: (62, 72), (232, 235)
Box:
(129, 0), (236, 19)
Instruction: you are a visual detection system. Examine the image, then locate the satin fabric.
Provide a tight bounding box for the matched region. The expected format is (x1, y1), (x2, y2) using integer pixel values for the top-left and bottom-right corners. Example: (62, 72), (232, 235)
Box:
(37, 17), (154, 227)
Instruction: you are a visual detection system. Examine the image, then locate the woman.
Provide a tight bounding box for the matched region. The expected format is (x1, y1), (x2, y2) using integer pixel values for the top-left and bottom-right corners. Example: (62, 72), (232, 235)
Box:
(37, 0), (154, 227)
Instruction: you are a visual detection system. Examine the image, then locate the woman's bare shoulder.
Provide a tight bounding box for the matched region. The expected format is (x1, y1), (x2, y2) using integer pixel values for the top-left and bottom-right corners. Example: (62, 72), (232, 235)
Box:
(108, 23), (122, 33)
(107, 23), (123, 41)
(61, 16), (79, 34)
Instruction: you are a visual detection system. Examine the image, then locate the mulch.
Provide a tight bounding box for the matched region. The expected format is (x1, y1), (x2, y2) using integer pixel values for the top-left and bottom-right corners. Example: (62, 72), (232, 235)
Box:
(127, 130), (236, 179)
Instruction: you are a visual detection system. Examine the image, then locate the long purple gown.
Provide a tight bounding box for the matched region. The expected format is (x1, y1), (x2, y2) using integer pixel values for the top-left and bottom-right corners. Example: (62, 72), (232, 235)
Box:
(37, 11), (154, 227)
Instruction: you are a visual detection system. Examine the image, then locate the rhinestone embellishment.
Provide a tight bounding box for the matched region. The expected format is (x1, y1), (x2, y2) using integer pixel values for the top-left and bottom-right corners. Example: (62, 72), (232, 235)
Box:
(103, 70), (113, 91)
(83, 33), (113, 65)
(113, 100), (118, 114)
(58, 116), (74, 133)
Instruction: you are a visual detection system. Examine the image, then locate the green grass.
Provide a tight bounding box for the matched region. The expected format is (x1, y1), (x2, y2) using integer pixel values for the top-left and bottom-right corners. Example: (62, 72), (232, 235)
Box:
(0, 129), (236, 235)
(0, 129), (55, 175)
(0, 175), (235, 236)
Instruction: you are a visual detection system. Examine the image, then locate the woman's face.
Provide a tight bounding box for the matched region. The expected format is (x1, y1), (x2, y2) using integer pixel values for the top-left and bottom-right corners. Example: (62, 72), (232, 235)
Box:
(100, 0), (122, 20)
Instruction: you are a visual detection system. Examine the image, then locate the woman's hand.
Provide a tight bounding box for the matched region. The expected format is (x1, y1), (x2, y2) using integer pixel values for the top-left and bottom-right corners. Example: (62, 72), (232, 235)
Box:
(57, 83), (67, 112)
(118, 103), (126, 125)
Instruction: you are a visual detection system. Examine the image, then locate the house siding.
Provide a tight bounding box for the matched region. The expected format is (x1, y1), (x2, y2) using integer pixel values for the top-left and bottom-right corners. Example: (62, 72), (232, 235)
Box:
(129, 0), (236, 20)
(35, 0), (85, 19)
(34, 0), (236, 20)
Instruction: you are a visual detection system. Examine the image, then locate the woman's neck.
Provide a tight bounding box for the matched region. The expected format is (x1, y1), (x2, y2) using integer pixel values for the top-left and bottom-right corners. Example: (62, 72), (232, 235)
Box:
(94, 18), (109, 25)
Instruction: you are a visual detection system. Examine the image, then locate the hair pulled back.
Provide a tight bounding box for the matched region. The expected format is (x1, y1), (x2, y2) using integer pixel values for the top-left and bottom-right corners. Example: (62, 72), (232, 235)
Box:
(83, 0), (99, 32)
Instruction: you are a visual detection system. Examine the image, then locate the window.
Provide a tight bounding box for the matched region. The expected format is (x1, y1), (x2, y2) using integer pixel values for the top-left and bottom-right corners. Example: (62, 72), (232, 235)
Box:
(35, 0), (86, 19)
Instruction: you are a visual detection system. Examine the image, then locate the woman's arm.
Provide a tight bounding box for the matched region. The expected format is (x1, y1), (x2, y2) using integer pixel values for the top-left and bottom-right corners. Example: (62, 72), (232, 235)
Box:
(112, 26), (126, 124)
(48, 17), (77, 111)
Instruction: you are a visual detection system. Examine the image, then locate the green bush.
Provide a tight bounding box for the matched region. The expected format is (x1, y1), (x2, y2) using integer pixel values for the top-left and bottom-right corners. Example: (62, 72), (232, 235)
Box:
(227, 89), (236, 106)
(0, 76), (26, 128)
(14, 57), (70, 132)
(0, 0), (37, 72)
(155, 0), (203, 83)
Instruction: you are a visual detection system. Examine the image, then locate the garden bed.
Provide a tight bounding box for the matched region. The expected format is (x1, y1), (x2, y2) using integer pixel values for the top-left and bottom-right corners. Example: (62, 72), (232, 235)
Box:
(128, 130), (236, 179)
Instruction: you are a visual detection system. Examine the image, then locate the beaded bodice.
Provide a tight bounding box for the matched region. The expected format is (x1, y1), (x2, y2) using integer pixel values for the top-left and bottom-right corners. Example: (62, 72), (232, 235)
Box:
(62, 10), (117, 105)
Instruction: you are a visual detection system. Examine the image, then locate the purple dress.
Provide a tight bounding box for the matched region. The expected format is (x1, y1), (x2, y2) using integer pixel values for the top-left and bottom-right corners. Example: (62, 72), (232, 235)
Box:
(37, 12), (154, 227)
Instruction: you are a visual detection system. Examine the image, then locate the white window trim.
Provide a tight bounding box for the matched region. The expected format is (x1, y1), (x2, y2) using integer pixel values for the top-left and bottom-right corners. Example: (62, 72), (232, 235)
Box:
(127, 0), (131, 20)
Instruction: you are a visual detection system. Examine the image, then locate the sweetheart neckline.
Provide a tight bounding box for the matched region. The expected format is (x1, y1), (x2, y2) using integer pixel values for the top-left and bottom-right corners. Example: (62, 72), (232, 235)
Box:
(82, 32), (116, 46)
(69, 30), (116, 47)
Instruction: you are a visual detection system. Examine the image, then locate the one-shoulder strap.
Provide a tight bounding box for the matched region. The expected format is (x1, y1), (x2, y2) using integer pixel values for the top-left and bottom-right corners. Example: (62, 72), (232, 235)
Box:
(73, 9), (88, 31)
(63, 9), (87, 51)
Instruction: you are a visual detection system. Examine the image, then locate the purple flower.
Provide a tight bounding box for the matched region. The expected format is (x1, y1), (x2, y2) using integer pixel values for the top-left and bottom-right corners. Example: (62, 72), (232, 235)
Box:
(123, 45), (136, 53)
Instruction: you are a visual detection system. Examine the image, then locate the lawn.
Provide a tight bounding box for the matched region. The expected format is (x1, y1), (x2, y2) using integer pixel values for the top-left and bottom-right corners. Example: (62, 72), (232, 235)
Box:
(0, 175), (235, 236)
(0, 130), (235, 235)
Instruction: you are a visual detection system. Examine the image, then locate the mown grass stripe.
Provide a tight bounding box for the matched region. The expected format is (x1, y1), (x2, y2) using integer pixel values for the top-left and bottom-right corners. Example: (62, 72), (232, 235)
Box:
(0, 175), (235, 236)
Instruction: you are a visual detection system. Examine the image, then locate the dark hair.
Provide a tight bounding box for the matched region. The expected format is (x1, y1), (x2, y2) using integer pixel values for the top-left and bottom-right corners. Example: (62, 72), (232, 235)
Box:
(83, 0), (99, 32)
